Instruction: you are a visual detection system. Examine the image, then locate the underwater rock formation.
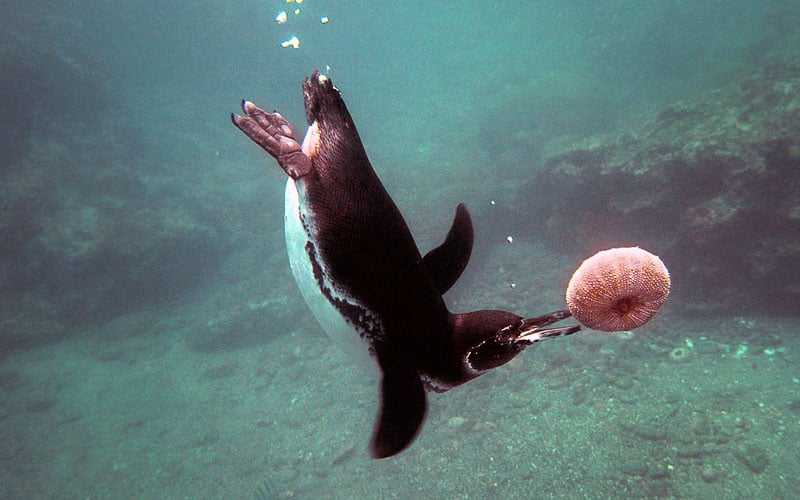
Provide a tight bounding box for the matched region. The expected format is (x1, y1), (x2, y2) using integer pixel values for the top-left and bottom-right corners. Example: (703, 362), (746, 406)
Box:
(515, 57), (800, 314)
(0, 33), (234, 340)
(1, 152), (231, 330)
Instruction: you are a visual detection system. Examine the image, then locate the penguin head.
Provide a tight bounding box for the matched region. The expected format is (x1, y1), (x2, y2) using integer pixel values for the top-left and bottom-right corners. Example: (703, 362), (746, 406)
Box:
(452, 309), (580, 380)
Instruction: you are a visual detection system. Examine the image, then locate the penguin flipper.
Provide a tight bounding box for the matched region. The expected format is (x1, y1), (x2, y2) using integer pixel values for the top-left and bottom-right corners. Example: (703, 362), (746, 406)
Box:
(422, 203), (474, 295)
(370, 367), (428, 459)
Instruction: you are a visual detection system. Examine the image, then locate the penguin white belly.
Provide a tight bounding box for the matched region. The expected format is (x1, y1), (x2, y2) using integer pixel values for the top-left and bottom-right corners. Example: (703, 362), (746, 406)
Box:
(284, 178), (379, 376)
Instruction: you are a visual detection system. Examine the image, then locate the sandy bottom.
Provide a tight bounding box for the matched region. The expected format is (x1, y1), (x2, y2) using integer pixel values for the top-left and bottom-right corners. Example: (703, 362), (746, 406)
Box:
(2, 242), (799, 499)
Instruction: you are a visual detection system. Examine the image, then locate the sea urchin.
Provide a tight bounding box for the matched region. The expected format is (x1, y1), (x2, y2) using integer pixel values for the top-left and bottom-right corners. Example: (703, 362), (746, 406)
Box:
(566, 247), (670, 332)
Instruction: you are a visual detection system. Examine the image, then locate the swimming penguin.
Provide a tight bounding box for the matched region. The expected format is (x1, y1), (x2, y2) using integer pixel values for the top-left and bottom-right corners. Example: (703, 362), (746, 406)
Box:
(231, 72), (580, 458)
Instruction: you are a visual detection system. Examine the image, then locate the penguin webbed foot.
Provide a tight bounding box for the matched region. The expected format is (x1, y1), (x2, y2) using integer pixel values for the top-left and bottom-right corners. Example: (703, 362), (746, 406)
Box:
(515, 309), (580, 345)
(370, 367), (427, 459)
(231, 100), (312, 178)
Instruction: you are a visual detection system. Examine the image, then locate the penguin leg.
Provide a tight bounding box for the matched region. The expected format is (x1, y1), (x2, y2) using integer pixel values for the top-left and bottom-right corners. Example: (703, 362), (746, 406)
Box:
(514, 309), (580, 345)
(231, 101), (312, 178)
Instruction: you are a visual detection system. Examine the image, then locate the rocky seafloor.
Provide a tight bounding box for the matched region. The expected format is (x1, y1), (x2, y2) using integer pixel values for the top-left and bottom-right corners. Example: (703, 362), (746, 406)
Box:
(1, 238), (798, 498)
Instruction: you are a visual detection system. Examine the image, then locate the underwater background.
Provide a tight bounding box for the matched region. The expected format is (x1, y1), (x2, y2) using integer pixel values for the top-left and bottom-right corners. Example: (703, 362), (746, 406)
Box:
(2, 0), (800, 497)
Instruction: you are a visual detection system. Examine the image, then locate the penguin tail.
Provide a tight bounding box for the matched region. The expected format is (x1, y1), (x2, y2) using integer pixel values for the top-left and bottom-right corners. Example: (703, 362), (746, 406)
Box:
(370, 367), (427, 459)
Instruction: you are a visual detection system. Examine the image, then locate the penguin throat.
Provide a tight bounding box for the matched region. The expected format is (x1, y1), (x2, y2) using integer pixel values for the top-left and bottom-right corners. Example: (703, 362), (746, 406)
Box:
(301, 121), (321, 159)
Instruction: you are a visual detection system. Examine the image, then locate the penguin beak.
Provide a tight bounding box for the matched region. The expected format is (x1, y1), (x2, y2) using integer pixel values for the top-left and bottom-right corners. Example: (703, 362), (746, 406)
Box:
(514, 309), (580, 345)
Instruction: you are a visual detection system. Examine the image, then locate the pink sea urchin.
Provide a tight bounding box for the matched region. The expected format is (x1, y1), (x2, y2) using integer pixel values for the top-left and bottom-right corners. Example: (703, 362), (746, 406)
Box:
(566, 247), (670, 332)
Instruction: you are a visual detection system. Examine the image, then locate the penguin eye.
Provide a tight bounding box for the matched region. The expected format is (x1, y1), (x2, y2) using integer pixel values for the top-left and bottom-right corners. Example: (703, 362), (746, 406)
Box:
(496, 321), (522, 342)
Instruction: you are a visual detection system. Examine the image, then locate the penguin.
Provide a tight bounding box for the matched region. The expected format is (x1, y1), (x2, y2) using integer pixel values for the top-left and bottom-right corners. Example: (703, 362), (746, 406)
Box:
(231, 72), (580, 458)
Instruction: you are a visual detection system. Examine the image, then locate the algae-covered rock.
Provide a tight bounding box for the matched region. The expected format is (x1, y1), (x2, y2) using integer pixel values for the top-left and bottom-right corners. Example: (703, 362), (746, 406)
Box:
(513, 57), (800, 314)
(2, 171), (232, 328)
(733, 444), (770, 474)
(0, 34), (236, 335)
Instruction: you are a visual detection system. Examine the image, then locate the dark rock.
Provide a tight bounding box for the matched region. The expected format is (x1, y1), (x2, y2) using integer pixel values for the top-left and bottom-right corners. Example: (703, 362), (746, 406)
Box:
(619, 458), (648, 477)
(571, 377), (591, 405)
(529, 401), (552, 415)
(545, 378), (571, 390)
(733, 444), (770, 474)
(647, 466), (671, 480)
(676, 443), (703, 459)
(609, 375), (634, 390)
(571, 387), (587, 405)
(510, 57), (800, 315)
(700, 463), (721, 483)
(30, 201), (230, 326)
(25, 398), (58, 414)
(622, 422), (667, 441)
(2, 105), (237, 335)
(0, 372), (24, 391)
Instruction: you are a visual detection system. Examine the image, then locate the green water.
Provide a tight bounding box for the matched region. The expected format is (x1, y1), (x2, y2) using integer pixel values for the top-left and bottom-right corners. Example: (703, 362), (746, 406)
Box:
(2, 1), (799, 498)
